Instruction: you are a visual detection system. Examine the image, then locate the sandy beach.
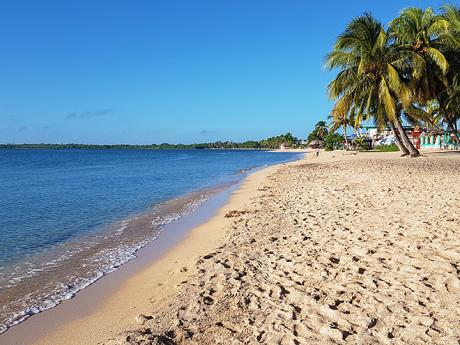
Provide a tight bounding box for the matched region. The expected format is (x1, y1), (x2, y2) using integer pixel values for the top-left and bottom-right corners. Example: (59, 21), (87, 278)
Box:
(2, 2), (459, 344)
(4, 150), (460, 345)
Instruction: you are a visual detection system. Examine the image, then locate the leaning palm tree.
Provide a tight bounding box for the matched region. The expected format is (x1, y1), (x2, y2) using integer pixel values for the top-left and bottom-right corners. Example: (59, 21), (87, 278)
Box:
(390, 6), (460, 142)
(325, 14), (419, 156)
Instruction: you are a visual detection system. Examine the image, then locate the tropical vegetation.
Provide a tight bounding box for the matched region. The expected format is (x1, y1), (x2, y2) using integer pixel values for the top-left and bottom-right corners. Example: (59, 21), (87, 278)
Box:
(325, 5), (460, 157)
(0, 133), (300, 150)
(259, 132), (299, 149)
(323, 132), (344, 151)
(307, 121), (329, 143)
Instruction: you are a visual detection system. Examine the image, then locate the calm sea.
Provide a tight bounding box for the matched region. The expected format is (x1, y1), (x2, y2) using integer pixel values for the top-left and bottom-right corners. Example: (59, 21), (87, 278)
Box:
(0, 149), (300, 333)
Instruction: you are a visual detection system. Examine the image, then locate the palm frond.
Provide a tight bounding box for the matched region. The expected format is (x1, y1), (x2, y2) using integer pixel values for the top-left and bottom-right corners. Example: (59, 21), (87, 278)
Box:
(426, 47), (449, 74)
(427, 18), (449, 37)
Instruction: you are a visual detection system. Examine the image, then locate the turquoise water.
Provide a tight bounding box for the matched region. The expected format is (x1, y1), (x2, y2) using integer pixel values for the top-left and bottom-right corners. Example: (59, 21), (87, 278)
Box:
(0, 149), (299, 332)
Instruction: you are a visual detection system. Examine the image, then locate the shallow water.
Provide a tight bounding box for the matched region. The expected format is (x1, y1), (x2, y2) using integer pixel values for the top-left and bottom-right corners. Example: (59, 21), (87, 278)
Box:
(0, 149), (299, 332)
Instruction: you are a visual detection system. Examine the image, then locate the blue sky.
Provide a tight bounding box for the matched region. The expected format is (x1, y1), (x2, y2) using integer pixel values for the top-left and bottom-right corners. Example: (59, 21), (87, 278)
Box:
(0, 0), (444, 144)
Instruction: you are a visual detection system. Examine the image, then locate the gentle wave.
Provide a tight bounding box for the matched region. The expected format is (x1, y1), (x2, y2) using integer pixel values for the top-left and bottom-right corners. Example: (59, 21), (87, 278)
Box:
(0, 192), (208, 334)
(0, 149), (302, 334)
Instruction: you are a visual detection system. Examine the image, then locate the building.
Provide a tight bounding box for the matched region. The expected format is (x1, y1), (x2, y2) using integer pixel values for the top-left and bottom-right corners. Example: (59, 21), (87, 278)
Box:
(360, 126), (391, 140)
(308, 140), (323, 149)
(419, 130), (459, 150)
(359, 125), (416, 147)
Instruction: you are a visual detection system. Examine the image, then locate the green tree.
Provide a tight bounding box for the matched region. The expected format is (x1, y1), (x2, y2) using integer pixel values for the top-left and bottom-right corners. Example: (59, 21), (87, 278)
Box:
(328, 111), (354, 146)
(325, 14), (419, 156)
(323, 132), (344, 151)
(405, 100), (442, 129)
(259, 133), (298, 149)
(307, 121), (329, 143)
(389, 6), (460, 143)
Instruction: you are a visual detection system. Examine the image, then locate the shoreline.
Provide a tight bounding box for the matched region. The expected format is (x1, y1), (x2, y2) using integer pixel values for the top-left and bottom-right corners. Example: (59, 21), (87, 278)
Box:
(3, 149), (459, 344)
(0, 187), (215, 335)
(0, 154), (302, 345)
(0, 146), (307, 151)
(112, 149), (458, 344)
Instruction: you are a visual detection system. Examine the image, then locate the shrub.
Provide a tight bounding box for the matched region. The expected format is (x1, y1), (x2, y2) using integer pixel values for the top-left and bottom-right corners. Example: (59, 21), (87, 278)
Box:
(353, 137), (372, 150)
(323, 133), (344, 151)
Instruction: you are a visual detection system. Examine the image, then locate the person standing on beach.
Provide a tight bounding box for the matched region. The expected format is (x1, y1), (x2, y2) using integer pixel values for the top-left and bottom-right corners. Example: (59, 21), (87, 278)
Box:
(316, 148), (320, 157)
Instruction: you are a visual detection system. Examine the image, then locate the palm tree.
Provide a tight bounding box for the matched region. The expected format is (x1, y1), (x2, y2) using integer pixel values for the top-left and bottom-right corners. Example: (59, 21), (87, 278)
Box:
(307, 121), (329, 144)
(443, 4), (460, 33)
(328, 112), (350, 146)
(405, 100), (442, 129)
(389, 6), (460, 143)
(314, 121), (329, 139)
(442, 5), (460, 137)
(325, 14), (419, 156)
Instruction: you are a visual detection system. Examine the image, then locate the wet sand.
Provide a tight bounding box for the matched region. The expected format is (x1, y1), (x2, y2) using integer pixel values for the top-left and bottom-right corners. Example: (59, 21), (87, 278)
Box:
(4, 150), (460, 344)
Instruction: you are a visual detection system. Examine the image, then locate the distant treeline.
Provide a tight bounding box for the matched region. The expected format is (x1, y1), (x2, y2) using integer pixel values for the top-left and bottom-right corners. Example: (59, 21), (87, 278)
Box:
(0, 133), (301, 150)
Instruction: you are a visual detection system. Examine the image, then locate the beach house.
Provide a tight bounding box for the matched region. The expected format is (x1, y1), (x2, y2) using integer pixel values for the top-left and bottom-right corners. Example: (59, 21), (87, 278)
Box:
(359, 125), (414, 147)
(419, 129), (459, 150)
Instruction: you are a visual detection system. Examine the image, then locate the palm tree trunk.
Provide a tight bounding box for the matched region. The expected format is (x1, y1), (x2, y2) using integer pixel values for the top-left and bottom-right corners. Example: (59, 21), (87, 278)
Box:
(388, 121), (410, 156)
(343, 124), (348, 148)
(393, 117), (420, 157)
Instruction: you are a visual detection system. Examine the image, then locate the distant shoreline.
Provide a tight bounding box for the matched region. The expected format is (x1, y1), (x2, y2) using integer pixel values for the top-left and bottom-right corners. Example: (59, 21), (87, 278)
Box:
(0, 133), (306, 151)
(0, 144), (307, 151)
(0, 144), (259, 150)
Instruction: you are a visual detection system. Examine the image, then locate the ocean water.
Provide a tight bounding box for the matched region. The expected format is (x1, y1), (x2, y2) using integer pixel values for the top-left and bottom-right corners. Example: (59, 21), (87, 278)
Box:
(0, 149), (300, 333)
